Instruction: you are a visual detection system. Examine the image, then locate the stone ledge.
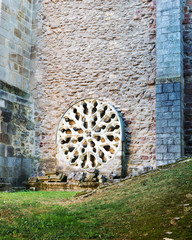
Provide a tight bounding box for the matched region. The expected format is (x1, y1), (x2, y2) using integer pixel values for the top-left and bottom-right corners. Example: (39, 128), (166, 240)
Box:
(0, 89), (32, 107)
(0, 80), (30, 98)
(156, 77), (183, 84)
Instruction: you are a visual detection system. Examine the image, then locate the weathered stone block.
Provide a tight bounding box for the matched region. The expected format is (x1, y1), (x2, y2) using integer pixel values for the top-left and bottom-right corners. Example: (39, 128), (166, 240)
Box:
(14, 28), (21, 39)
(174, 82), (181, 92)
(163, 153), (175, 160)
(0, 144), (5, 157)
(156, 93), (169, 101)
(0, 157), (6, 167)
(168, 145), (181, 153)
(156, 106), (169, 113)
(7, 146), (14, 157)
(163, 112), (173, 119)
(0, 133), (11, 144)
(0, 166), (8, 178)
(169, 92), (181, 100)
(7, 124), (16, 135)
(161, 100), (173, 106)
(163, 83), (174, 93)
(173, 100), (181, 106)
(157, 145), (168, 153)
(7, 157), (16, 167)
(156, 160), (168, 166)
(156, 119), (168, 128)
(0, 108), (12, 122)
(167, 119), (181, 127)
(156, 84), (163, 93)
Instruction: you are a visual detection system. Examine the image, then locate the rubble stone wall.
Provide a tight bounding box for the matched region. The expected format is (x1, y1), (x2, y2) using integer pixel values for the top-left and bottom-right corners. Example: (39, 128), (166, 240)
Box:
(32, 0), (156, 176)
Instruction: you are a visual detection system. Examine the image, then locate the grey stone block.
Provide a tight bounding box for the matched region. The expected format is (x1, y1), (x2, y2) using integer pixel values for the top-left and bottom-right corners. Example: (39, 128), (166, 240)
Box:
(174, 82), (181, 92)
(156, 106), (169, 113)
(156, 119), (167, 128)
(168, 145), (181, 153)
(174, 153), (182, 159)
(167, 160), (177, 164)
(0, 121), (7, 133)
(156, 139), (163, 145)
(168, 32), (180, 41)
(7, 146), (14, 157)
(163, 153), (175, 160)
(173, 111), (181, 119)
(156, 93), (169, 102)
(0, 166), (8, 178)
(156, 133), (172, 139)
(0, 144), (5, 157)
(163, 83), (173, 93)
(157, 145), (168, 153)
(0, 99), (5, 108)
(175, 127), (182, 133)
(163, 138), (174, 145)
(22, 158), (31, 175)
(174, 138), (181, 145)
(156, 112), (163, 119)
(156, 160), (168, 167)
(0, 157), (6, 167)
(163, 127), (175, 133)
(161, 100), (173, 106)
(7, 157), (16, 167)
(15, 158), (21, 167)
(169, 92), (180, 100)
(156, 153), (163, 160)
(8, 167), (14, 178)
(156, 126), (164, 134)
(172, 134), (181, 140)
(7, 124), (16, 135)
(0, 66), (7, 81)
(173, 100), (181, 106)
(156, 84), (163, 93)
(163, 112), (173, 119)
(156, 101), (162, 107)
(167, 119), (181, 127)
(168, 105), (180, 112)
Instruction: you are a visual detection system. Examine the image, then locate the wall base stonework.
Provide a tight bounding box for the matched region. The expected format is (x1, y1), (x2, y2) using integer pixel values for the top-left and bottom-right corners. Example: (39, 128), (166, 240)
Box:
(0, 81), (35, 185)
(156, 82), (184, 166)
(0, 157), (32, 186)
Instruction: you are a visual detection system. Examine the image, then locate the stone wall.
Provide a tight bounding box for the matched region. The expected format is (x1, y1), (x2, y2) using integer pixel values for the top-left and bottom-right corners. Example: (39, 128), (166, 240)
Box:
(183, 0), (192, 155)
(32, 0), (156, 176)
(0, 0), (33, 91)
(0, 82), (34, 185)
(0, 0), (35, 185)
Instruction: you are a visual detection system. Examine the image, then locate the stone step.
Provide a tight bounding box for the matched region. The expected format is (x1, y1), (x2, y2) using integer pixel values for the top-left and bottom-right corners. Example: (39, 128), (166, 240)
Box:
(38, 173), (64, 182)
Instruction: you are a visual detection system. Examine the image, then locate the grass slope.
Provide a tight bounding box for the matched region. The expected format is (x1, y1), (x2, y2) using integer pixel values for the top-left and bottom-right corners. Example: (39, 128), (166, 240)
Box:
(0, 160), (192, 240)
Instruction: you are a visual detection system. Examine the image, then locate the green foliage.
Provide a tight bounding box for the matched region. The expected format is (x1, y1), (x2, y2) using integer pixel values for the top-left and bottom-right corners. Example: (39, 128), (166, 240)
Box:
(0, 161), (192, 239)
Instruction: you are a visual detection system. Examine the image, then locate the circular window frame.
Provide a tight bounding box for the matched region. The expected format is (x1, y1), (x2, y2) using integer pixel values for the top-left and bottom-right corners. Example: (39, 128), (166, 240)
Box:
(56, 98), (124, 170)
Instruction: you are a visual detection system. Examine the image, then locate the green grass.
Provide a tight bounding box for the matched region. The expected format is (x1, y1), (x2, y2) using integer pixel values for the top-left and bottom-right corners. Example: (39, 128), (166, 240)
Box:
(0, 160), (192, 240)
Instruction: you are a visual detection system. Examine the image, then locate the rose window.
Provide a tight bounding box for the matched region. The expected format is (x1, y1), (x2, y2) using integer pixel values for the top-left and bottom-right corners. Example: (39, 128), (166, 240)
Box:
(57, 99), (122, 169)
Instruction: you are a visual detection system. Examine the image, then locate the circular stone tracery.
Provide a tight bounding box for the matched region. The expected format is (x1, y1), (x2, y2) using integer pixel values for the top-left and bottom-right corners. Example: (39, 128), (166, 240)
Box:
(57, 99), (122, 169)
